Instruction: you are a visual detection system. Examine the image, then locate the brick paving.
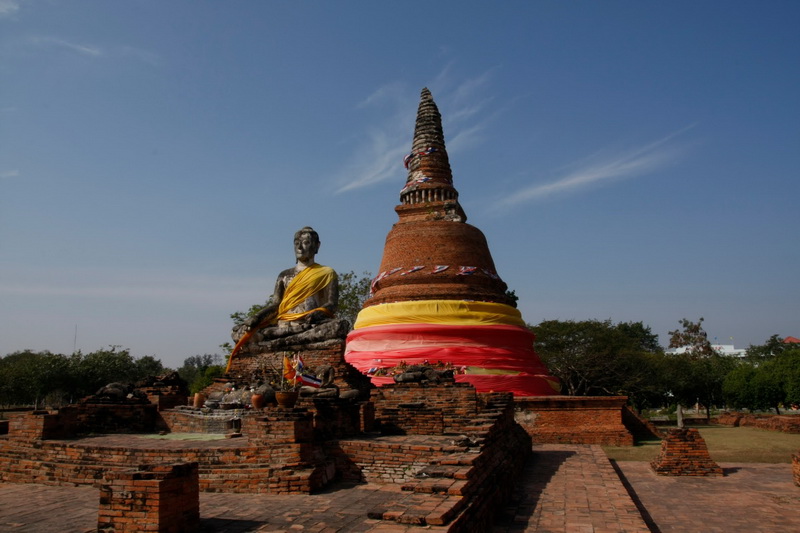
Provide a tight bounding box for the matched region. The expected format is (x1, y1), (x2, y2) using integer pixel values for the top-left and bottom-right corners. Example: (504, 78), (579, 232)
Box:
(493, 445), (649, 533)
(613, 461), (800, 533)
(1, 443), (799, 532)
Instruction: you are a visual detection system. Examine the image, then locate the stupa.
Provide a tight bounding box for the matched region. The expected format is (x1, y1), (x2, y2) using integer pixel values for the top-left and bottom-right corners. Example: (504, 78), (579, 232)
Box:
(345, 88), (559, 396)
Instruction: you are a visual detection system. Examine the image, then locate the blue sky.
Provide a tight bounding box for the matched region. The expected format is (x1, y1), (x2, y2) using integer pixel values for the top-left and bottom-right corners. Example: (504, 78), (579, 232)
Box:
(1, 1), (798, 368)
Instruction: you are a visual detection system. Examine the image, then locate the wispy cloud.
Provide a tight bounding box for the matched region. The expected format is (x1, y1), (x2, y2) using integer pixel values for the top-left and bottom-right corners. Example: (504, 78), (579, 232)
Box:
(29, 36), (103, 57)
(0, 0), (20, 19)
(21, 36), (162, 66)
(335, 129), (410, 193)
(0, 169), (19, 179)
(490, 125), (696, 211)
(356, 81), (406, 109)
(334, 67), (501, 194)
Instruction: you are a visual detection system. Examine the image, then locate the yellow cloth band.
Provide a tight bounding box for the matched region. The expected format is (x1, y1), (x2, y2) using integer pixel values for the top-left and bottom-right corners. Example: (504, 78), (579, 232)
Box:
(277, 263), (336, 322)
(353, 300), (525, 329)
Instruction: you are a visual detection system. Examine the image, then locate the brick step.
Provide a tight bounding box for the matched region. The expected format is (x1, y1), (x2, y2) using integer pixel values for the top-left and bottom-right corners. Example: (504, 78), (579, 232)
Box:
(367, 490), (467, 527)
(438, 452), (481, 467)
(402, 476), (474, 497)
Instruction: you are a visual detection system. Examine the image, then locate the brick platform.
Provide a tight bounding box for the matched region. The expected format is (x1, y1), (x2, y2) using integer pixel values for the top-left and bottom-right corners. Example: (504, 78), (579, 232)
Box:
(0, 385), (534, 529)
(514, 395), (634, 445)
(4, 447), (800, 532)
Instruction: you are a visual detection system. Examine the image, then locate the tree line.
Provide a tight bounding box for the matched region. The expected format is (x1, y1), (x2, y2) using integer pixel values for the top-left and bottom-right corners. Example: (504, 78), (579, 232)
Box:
(530, 317), (800, 414)
(2, 270), (797, 413)
(0, 346), (165, 408)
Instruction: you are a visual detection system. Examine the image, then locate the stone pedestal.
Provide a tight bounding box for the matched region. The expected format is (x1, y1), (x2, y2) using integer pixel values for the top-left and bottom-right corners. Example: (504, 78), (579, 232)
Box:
(222, 338), (372, 395)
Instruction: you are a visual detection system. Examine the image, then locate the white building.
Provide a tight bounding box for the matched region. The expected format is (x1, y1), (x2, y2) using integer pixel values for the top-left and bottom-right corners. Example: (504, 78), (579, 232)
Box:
(666, 344), (746, 357)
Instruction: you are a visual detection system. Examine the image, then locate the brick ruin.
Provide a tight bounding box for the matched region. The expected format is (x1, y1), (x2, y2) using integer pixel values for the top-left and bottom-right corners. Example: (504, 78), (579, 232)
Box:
(650, 428), (723, 476)
(715, 412), (800, 433)
(793, 452), (800, 487)
(98, 462), (200, 533)
(0, 362), (531, 530)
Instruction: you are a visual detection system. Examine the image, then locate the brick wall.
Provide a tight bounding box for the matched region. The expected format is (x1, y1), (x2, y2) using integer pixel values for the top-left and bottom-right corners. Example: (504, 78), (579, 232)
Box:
(57, 403), (165, 435)
(370, 382), (479, 435)
(793, 452), (799, 487)
(138, 388), (188, 411)
(161, 409), (250, 434)
(514, 396), (634, 446)
(0, 409), (331, 494)
(98, 462), (199, 533)
(715, 412), (800, 433)
(650, 428), (722, 476)
(8, 410), (65, 441)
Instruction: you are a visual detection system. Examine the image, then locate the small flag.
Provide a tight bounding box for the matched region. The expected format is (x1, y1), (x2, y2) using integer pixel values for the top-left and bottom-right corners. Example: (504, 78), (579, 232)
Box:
(283, 355), (296, 381)
(481, 268), (499, 280)
(403, 147), (438, 168)
(432, 265), (449, 274)
(294, 354), (305, 374)
(298, 373), (321, 387)
(401, 266), (425, 275)
(370, 271), (388, 294)
(457, 266), (477, 275)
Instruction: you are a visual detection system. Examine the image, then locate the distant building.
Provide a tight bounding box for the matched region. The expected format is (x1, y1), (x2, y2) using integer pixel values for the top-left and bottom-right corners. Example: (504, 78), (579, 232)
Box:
(784, 336), (800, 344)
(666, 344), (746, 357)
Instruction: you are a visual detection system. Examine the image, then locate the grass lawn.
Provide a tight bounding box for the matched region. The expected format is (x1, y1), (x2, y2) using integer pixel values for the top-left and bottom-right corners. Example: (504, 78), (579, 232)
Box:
(603, 426), (800, 463)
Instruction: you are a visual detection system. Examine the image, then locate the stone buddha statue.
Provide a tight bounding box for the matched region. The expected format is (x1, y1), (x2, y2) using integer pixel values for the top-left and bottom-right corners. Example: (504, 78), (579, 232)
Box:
(232, 227), (341, 346)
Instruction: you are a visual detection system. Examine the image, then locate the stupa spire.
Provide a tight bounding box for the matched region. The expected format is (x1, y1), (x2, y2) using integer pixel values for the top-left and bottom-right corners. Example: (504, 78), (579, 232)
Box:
(399, 88), (465, 222)
(344, 87), (559, 397)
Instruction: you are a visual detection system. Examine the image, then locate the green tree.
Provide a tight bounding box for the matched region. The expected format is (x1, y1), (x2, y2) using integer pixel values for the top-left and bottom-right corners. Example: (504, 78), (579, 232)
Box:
(178, 354), (225, 394)
(725, 339), (800, 413)
(0, 350), (69, 408)
(337, 270), (372, 330)
(530, 319), (665, 408)
(133, 355), (165, 381)
(67, 346), (138, 398)
(667, 318), (735, 417)
(668, 317), (715, 358)
(781, 347), (800, 407)
(0, 347), (165, 407)
(745, 334), (787, 361)
(722, 363), (757, 409)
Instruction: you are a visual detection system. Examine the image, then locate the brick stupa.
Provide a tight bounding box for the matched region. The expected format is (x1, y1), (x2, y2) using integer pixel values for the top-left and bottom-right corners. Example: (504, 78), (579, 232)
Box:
(345, 88), (559, 396)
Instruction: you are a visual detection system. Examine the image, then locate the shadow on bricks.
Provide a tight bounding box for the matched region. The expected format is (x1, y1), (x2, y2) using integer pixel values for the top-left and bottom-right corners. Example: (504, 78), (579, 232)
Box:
(495, 449), (575, 526)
